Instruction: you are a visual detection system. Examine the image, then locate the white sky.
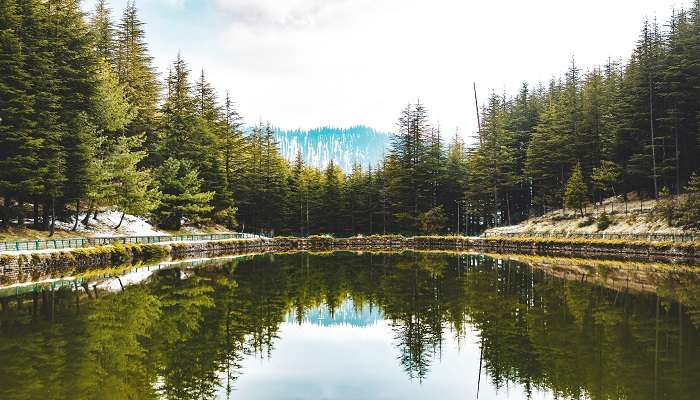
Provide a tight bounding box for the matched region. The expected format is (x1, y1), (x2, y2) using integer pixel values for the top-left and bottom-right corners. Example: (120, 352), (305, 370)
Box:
(95, 0), (686, 138)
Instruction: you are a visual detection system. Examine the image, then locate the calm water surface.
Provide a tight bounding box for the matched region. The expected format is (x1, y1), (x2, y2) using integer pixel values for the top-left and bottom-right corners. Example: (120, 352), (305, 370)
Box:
(1, 252), (699, 399)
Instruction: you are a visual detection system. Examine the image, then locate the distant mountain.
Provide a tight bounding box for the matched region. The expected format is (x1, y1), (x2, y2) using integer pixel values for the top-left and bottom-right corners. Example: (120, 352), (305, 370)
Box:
(285, 298), (384, 328)
(274, 126), (391, 173)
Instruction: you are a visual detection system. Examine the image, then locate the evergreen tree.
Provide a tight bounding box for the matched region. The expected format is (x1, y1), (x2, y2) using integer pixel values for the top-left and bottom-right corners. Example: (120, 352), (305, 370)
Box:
(320, 161), (345, 234)
(109, 135), (160, 228)
(155, 158), (213, 230)
(346, 162), (365, 235)
(159, 54), (197, 161)
(564, 163), (588, 217)
(82, 58), (134, 225)
(439, 134), (467, 234)
(192, 69), (236, 227)
(16, 0), (64, 231)
(678, 173), (700, 228)
(89, 0), (114, 64)
(591, 160), (621, 211)
(504, 83), (542, 222)
(115, 0), (159, 149)
(0, 0), (41, 225)
(419, 206), (447, 234)
(49, 0), (98, 233)
(237, 124), (289, 234)
(525, 83), (576, 213)
(618, 20), (664, 198)
(220, 91), (245, 195)
(386, 101), (433, 233)
(286, 151), (306, 236)
(465, 94), (517, 227)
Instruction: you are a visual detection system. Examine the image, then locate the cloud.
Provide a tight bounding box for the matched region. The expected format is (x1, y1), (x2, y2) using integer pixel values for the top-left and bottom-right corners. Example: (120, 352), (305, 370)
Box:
(142, 0), (684, 135)
(211, 0), (355, 28)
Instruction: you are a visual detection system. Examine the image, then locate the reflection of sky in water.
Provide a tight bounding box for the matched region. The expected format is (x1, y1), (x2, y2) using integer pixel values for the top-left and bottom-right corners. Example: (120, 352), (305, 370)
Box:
(222, 299), (555, 400)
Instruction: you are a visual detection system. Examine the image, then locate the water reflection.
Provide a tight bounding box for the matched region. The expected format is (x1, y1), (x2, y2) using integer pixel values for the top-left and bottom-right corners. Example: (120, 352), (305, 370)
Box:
(0, 252), (699, 399)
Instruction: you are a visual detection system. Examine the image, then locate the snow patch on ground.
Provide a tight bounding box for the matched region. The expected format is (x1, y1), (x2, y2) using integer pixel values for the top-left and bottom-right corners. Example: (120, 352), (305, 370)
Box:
(54, 210), (168, 237)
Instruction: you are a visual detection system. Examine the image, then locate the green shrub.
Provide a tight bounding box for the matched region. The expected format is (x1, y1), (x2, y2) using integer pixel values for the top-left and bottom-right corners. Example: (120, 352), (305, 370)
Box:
(140, 244), (167, 260)
(308, 235), (334, 242)
(0, 255), (14, 268)
(110, 242), (131, 264)
(650, 188), (679, 226)
(578, 217), (595, 228)
(596, 212), (612, 231)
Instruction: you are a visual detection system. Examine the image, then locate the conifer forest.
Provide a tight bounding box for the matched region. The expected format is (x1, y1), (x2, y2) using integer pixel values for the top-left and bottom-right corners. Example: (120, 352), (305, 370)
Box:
(2, 0), (700, 236)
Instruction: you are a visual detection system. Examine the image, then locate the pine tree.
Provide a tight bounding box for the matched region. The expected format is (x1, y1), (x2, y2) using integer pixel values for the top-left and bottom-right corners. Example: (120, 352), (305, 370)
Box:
(155, 158), (213, 230)
(80, 59), (134, 225)
(504, 83), (542, 222)
(89, 0), (114, 64)
(440, 134), (467, 233)
(465, 94), (517, 226)
(419, 206), (447, 234)
(618, 19), (664, 199)
(0, 0), (41, 225)
(220, 91), (245, 194)
(525, 82), (576, 213)
(386, 101), (433, 232)
(115, 1), (159, 149)
(591, 160), (621, 211)
(346, 162), (365, 235)
(192, 69), (236, 227)
(287, 151), (306, 236)
(678, 173), (700, 227)
(92, 58), (132, 135)
(16, 0), (64, 230)
(194, 69), (219, 122)
(237, 124), (289, 234)
(320, 160), (345, 234)
(48, 0), (99, 229)
(109, 135), (160, 228)
(159, 53), (197, 161)
(564, 163), (588, 217)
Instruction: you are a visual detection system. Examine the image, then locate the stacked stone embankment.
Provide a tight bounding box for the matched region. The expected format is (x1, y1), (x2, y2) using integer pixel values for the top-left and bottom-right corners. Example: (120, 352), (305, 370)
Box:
(0, 238), (276, 285)
(3, 235), (700, 286)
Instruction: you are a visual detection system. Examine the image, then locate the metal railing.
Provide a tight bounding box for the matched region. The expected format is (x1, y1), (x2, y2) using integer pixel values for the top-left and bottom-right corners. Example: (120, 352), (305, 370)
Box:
(482, 231), (700, 242)
(0, 232), (260, 252)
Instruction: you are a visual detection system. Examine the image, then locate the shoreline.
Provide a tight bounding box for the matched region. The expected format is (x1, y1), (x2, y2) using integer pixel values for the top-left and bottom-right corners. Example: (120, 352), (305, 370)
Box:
(2, 235), (700, 285)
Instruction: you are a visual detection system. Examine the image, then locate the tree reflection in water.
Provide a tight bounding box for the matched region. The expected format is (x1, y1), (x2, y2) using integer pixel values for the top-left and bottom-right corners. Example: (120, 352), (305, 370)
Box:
(0, 251), (699, 399)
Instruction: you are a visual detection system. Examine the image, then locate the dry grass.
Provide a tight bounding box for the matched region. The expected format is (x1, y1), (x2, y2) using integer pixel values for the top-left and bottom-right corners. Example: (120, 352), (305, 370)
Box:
(487, 192), (690, 236)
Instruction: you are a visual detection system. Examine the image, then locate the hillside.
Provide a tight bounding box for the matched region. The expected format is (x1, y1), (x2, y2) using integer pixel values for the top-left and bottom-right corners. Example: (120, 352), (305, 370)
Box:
(485, 193), (691, 236)
(274, 126), (391, 173)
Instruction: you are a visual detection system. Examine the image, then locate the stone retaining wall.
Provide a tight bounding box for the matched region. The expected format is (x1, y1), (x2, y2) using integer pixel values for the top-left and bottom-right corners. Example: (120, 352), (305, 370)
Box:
(2, 235), (699, 285)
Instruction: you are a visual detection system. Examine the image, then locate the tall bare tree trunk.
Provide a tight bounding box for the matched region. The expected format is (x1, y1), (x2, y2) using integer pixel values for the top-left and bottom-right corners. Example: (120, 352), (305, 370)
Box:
(72, 199), (80, 231)
(82, 200), (93, 226)
(115, 212), (126, 229)
(33, 202), (39, 228)
(49, 197), (55, 237)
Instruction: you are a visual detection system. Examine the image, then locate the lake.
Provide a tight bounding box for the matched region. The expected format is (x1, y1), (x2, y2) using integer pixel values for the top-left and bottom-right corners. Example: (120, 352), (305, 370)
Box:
(0, 251), (699, 399)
